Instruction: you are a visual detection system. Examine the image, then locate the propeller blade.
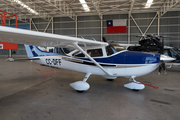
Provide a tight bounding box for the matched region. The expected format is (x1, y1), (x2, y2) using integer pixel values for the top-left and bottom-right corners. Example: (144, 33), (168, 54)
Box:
(102, 37), (107, 42)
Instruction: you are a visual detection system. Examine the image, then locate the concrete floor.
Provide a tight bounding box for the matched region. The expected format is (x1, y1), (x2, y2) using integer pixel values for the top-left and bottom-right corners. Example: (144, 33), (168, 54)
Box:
(0, 57), (180, 120)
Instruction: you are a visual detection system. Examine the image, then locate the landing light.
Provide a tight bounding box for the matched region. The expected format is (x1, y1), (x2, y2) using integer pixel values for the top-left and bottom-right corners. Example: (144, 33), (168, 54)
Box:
(145, 0), (153, 8)
(79, 0), (90, 12)
(13, 0), (39, 15)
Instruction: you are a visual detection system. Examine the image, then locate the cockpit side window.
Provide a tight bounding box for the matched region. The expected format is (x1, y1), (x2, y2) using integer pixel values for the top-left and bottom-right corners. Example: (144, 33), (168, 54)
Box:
(106, 44), (125, 56)
(87, 49), (103, 57)
(109, 43), (125, 52)
(72, 51), (85, 57)
(170, 49), (178, 58)
(106, 46), (114, 56)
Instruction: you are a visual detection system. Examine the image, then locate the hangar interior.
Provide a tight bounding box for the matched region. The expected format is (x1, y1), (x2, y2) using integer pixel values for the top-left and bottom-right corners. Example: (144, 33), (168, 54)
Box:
(1, 1), (180, 120)
(0, 0), (180, 56)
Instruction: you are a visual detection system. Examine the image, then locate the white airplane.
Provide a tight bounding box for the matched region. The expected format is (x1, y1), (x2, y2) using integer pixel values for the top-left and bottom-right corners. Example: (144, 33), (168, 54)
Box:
(0, 26), (174, 92)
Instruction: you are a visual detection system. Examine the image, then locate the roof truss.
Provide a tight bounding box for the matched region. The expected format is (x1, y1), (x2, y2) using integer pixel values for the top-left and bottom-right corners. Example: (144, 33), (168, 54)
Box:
(0, 0), (180, 22)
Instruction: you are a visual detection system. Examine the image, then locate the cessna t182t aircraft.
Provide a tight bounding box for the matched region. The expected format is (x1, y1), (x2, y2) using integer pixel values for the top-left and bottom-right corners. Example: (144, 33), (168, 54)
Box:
(0, 26), (174, 92)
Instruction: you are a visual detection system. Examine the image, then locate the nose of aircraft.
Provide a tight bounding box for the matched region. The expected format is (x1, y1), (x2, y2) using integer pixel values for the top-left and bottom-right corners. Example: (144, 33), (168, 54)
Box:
(144, 53), (160, 64)
(123, 51), (160, 64)
(160, 55), (176, 62)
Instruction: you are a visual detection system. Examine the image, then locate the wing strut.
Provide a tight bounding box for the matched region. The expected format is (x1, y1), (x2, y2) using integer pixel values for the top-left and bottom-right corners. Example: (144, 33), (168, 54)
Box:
(73, 42), (114, 76)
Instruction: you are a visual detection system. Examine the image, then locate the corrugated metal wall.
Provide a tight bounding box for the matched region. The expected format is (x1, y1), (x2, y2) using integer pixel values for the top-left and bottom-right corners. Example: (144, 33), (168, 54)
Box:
(1, 11), (180, 56)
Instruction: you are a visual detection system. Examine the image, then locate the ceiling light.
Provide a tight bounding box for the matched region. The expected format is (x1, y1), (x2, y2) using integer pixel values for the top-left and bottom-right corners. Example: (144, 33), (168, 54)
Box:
(79, 0), (90, 12)
(13, 0), (39, 15)
(145, 0), (153, 8)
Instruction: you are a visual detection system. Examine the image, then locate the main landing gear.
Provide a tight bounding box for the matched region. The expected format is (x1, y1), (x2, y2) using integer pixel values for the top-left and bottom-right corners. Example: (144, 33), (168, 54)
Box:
(70, 73), (91, 92)
(103, 76), (117, 81)
(124, 76), (145, 91)
(70, 75), (145, 92)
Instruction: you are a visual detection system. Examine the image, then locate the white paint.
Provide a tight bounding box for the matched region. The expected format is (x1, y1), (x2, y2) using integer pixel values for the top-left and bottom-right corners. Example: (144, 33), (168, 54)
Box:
(113, 19), (126, 26)
(124, 82), (145, 90)
(70, 81), (90, 91)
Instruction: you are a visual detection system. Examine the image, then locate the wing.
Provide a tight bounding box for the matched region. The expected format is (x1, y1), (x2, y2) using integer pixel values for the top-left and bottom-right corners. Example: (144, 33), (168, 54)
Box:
(0, 26), (113, 76)
(166, 63), (180, 68)
(0, 26), (108, 48)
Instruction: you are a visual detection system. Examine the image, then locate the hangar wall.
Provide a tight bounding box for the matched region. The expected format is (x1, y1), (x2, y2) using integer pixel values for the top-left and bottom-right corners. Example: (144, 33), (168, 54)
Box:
(0, 11), (180, 57)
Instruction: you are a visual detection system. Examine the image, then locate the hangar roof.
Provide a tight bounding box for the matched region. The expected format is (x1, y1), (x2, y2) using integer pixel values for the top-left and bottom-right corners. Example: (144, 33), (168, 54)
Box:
(0, 0), (180, 22)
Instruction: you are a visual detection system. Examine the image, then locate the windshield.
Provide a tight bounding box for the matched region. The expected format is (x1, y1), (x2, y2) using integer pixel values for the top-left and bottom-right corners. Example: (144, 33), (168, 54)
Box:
(168, 47), (180, 58)
(171, 47), (180, 54)
(109, 43), (125, 52)
(106, 43), (125, 56)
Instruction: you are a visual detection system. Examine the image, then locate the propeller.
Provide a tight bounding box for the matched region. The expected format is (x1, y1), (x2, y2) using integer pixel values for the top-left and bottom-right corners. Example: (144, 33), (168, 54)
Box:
(158, 60), (166, 75)
(102, 37), (107, 42)
(102, 37), (114, 43)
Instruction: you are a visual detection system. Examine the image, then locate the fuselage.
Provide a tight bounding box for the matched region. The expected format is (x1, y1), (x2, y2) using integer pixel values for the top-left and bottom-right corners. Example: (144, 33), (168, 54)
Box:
(24, 43), (161, 78)
(32, 48), (160, 78)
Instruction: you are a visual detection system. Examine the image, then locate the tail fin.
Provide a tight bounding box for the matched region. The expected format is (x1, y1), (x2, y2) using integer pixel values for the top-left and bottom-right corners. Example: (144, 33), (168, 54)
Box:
(24, 45), (59, 58)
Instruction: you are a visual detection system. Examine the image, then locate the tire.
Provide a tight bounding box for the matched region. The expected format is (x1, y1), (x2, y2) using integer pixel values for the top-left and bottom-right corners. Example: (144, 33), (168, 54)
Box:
(107, 79), (114, 81)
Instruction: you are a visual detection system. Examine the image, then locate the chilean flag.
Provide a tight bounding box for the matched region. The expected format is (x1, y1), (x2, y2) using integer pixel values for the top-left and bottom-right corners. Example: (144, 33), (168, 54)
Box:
(106, 19), (127, 33)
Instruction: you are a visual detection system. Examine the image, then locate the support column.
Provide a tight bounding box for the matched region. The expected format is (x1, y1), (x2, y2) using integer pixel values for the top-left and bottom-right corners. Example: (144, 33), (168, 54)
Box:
(157, 12), (160, 35)
(9, 19), (11, 57)
(101, 15), (103, 41)
(30, 18), (32, 30)
(128, 17), (130, 44)
(52, 17), (54, 34)
(131, 15), (143, 35)
(9, 50), (12, 57)
(76, 16), (77, 38)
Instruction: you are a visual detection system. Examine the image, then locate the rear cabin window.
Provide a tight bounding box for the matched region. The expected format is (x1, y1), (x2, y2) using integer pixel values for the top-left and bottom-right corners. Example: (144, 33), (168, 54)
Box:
(87, 49), (103, 57)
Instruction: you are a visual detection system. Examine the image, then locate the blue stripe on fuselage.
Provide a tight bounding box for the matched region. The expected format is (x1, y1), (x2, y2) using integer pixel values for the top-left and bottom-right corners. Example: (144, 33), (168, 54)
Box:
(77, 51), (160, 64)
